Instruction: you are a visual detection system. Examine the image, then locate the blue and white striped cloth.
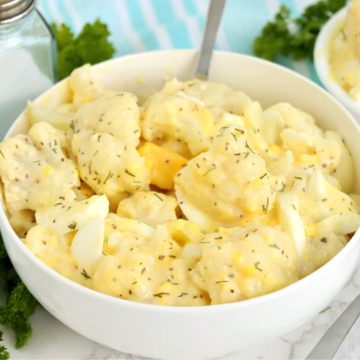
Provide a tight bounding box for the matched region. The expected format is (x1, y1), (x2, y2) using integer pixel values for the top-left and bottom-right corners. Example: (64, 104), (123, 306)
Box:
(38, 0), (321, 84)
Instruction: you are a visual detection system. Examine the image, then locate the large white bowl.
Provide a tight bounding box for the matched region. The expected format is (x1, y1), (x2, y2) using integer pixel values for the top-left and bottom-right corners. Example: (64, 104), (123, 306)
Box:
(314, 7), (360, 120)
(1, 50), (360, 360)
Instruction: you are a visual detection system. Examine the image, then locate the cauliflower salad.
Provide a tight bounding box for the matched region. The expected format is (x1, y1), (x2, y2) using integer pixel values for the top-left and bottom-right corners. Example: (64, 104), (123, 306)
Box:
(0, 64), (359, 306)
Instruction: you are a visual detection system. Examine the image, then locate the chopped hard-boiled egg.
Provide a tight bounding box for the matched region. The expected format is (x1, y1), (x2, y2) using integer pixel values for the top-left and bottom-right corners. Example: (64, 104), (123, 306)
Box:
(35, 195), (109, 235)
(71, 217), (105, 273)
(138, 142), (187, 190)
(277, 193), (306, 255)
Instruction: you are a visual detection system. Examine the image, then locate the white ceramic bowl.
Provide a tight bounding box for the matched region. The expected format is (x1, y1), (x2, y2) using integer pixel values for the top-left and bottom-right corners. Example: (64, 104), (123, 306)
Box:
(314, 7), (360, 120)
(1, 50), (360, 360)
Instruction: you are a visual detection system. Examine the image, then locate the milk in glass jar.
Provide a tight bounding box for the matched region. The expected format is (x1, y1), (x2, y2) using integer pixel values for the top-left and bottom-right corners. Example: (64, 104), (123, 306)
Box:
(0, 0), (56, 137)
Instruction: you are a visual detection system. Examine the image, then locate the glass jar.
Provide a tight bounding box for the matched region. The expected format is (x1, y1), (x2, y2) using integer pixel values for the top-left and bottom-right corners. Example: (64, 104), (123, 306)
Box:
(0, 0), (56, 137)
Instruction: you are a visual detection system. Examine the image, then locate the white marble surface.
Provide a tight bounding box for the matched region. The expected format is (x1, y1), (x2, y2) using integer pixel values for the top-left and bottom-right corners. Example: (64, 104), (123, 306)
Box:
(1, 265), (359, 359)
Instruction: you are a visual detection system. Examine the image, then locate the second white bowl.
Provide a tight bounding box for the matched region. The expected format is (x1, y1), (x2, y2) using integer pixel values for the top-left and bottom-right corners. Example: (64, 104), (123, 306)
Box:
(314, 7), (360, 121)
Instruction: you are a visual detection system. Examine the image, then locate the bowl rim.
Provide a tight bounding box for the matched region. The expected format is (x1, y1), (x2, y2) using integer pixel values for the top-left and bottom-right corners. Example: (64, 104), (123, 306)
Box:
(314, 6), (360, 117)
(1, 48), (360, 312)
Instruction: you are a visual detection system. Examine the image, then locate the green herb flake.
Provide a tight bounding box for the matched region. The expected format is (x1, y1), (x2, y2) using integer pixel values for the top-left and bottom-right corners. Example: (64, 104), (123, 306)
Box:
(68, 221), (77, 230)
(153, 193), (164, 201)
(81, 269), (91, 279)
(245, 141), (255, 154)
(254, 261), (263, 272)
(234, 128), (244, 134)
(124, 168), (135, 177)
(260, 173), (267, 180)
(153, 292), (170, 298)
(262, 197), (269, 214)
(103, 170), (113, 184)
(268, 243), (280, 250)
(202, 164), (216, 177)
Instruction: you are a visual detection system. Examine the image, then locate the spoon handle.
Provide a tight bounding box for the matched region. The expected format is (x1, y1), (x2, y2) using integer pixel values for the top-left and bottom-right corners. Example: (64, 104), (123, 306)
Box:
(306, 292), (360, 359)
(195, 0), (226, 79)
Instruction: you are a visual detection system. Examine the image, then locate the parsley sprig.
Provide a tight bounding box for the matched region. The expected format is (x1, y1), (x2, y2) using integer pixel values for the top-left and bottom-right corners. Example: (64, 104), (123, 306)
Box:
(0, 237), (37, 358)
(253, 0), (347, 61)
(51, 19), (115, 80)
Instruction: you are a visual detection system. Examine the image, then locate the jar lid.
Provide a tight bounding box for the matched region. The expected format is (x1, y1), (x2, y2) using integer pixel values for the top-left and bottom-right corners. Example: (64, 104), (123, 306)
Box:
(0, 0), (36, 24)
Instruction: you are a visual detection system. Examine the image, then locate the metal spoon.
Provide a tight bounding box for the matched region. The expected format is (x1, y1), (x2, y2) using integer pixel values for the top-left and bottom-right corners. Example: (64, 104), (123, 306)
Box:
(306, 292), (360, 359)
(195, 0), (226, 79)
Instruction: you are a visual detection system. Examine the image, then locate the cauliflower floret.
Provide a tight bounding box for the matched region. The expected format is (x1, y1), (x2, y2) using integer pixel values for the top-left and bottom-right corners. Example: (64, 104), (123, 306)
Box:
(264, 103), (321, 137)
(192, 224), (298, 304)
(0, 123), (79, 212)
(28, 121), (72, 158)
(141, 79), (254, 157)
(74, 90), (140, 147)
(24, 226), (85, 284)
(69, 64), (103, 105)
(142, 86), (214, 155)
(262, 104), (343, 178)
(175, 125), (277, 231)
(72, 130), (149, 208)
(117, 191), (177, 226)
(94, 214), (206, 305)
(181, 78), (253, 116)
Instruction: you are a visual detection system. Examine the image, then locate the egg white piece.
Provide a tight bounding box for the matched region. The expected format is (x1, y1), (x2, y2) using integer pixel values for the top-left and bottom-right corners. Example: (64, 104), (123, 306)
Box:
(35, 195), (109, 235)
(277, 193), (306, 256)
(71, 217), (105, 273)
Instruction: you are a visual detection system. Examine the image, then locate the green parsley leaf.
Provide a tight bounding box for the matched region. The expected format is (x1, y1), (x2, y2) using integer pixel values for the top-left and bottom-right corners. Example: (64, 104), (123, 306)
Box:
(0, 282), (37, 348)
(253, 5), (292, 61)
(253, 0), (347, 61)
(0, 331), (9, 360)
(52, 19), (115, 80)
(0, 235), (38, 356)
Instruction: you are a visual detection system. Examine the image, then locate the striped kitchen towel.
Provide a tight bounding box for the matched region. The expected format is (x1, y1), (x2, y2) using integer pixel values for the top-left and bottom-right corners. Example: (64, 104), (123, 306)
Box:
(38, 0), (320, 83)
